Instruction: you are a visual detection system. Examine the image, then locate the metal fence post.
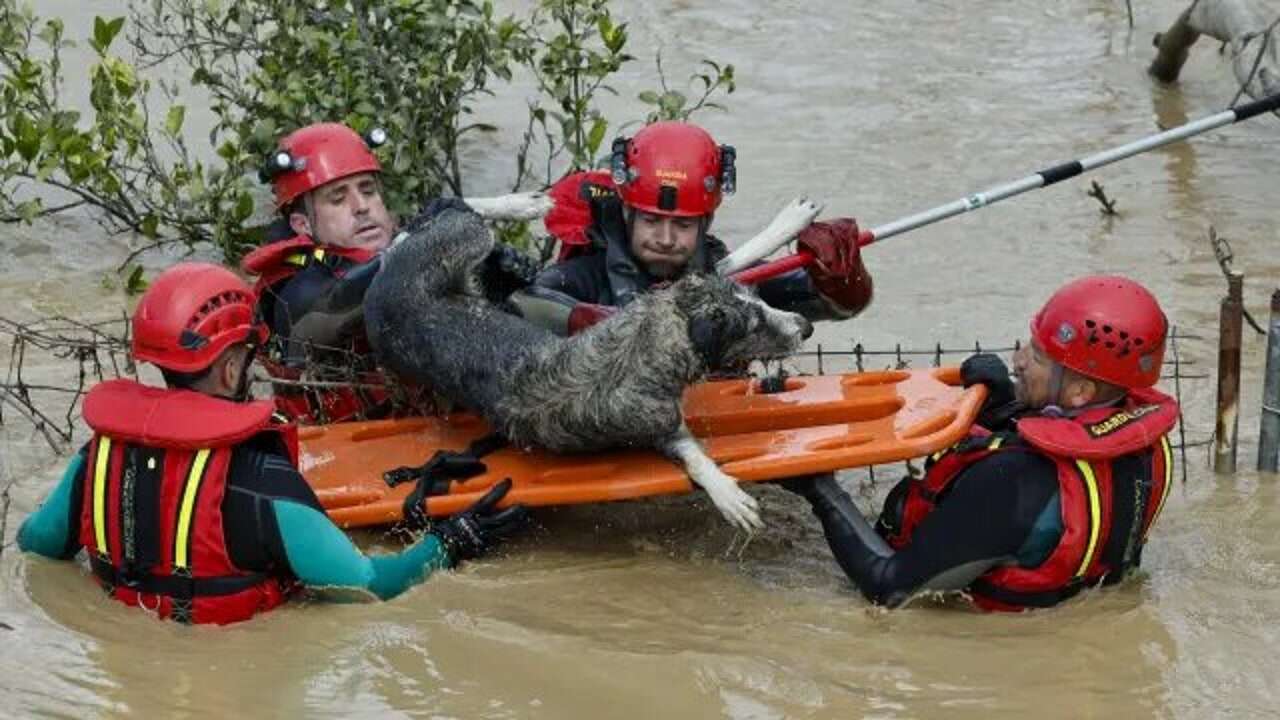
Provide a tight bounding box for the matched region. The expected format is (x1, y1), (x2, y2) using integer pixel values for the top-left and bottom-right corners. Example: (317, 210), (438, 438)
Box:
(1258, 289), (1280, 473)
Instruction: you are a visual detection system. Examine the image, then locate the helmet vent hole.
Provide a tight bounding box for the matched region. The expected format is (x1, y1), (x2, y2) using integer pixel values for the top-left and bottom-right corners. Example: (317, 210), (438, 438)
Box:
(1134, 337), (1144, 346)
(1105, 340), (1115, 349)
(1085, 320), (1096, 328)
(1102, 325), (1112, 334)
(1119, 331), (1129, 340)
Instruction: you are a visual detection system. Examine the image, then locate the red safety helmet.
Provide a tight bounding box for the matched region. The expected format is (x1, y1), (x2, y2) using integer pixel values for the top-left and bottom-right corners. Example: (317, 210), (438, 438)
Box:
(612, 122), (735, 217)
(132, 263), (268, 374)
(267, 123), (384, 208)
(1030, 275), (1167, 389)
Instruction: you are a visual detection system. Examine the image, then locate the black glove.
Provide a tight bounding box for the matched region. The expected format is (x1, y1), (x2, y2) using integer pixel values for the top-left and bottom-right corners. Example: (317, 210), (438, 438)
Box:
(481, 243), (542, 301)
(430, 479), (529, 565)
(960, 353), (1022, 428)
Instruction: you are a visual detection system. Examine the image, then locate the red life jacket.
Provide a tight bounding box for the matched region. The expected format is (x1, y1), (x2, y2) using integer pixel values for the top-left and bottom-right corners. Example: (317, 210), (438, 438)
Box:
(240, 234), (390, 424)
(77, 379), (300, 625)
(885, 387), (1178, 612)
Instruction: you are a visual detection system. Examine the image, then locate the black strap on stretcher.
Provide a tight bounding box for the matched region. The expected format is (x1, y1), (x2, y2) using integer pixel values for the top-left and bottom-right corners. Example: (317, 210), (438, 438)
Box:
(384, 433), (507, 528)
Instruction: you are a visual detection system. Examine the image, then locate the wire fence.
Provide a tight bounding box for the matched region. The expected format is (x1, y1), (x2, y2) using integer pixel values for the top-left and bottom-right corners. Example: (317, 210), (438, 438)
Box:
(0, 315), (1213, 493)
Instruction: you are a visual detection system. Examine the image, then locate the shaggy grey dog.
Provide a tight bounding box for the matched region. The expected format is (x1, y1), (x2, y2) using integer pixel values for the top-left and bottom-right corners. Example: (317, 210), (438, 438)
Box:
(364, 209), (812, 530)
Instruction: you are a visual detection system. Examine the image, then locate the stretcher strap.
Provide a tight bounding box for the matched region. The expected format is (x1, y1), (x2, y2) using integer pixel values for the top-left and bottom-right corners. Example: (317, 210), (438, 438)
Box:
(387, 433), (506, 528)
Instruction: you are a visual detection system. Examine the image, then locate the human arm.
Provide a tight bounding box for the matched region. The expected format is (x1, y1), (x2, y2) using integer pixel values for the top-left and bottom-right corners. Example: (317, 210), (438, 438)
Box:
(787, 453), (1060, 607)
(271, 257), (382, 365)
(247, 461), (525, 601)
(508, 255), (618, 336)
(17, 450), (86, 560)
(270, 500), (451, 600)
(961, 353), (1024, 429)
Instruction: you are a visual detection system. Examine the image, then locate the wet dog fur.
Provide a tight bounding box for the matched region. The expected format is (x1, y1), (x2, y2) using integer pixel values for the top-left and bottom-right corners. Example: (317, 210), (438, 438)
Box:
(364, 209), (812, 529)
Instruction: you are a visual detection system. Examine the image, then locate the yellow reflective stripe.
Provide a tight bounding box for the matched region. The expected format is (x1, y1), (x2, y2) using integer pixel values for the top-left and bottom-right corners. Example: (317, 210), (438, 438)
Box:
(284, 253), (308, 267)
(92, 436), (112, 555)
(988, 436), (1004, 450)
(313, 248), (326, 262)
(1073, 460), (1102, 578)
(173, 449), (212, 570)
(1150, 435), (1174, 530)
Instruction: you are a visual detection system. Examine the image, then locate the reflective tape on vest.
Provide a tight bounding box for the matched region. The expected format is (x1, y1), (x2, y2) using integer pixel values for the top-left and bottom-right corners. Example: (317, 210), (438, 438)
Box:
(92, 436), (112, 555)
(173, 449), (212, 570)
(1150, 435), (1173, 535)
(1073, 459), (1103, 578)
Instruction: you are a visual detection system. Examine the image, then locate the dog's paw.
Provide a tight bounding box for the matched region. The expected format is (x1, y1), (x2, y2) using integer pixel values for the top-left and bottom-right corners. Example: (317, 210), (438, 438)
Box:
(467, 191), (555, 221)
(707, 480), (763, 532)
(768, 197), (823, 238)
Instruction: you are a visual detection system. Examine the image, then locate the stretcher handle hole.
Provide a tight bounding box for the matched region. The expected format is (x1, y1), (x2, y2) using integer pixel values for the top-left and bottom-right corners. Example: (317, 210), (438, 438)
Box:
(720, 377), (808, 395)
(841, 370), (911, 387)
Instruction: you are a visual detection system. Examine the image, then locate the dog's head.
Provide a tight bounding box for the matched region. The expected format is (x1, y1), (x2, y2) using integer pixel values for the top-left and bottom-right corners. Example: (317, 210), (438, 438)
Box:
(671, 273), (813, 371)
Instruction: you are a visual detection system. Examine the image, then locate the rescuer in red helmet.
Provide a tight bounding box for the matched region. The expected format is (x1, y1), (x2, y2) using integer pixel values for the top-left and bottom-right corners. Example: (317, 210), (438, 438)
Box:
(241, 122), (537, 423)
(18, 263), (527, 625)
(784, 276), (1179, 611)
(511, 121), (874, 335)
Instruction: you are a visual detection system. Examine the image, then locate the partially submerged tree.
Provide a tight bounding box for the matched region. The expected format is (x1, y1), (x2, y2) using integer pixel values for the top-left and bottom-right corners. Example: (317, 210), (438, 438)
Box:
(0, 0), (734, 271)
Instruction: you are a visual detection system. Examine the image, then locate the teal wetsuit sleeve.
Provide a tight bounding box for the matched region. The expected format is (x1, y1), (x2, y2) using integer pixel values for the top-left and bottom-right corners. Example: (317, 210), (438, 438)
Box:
(18, 453), (86, 560)
(270, 499), (451, 601)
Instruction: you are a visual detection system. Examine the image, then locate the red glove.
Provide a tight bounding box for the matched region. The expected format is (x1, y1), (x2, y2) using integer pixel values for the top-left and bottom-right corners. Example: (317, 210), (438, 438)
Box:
(567, 303), (619, 335)
(795, 218), (873, 316)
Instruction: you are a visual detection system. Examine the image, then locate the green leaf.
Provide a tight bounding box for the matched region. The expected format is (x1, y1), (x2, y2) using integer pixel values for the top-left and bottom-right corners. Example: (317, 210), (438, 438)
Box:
(125, 264), (148, 295)
(164, 105), (186, 136)
(586, 116), (607, 157)
(233, 192), (254, 222)
(140, 214), (159, 238)
(637, 90), (660, 105)
(91, 16), (125, 55)
(17, 199), (42, 223)
(36, 19), (65, 47)
(659, 90), (687, 117)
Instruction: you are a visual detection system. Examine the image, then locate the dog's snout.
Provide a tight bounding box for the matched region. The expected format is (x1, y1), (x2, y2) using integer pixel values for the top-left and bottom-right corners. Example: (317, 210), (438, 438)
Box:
(799, 316), (814, 340)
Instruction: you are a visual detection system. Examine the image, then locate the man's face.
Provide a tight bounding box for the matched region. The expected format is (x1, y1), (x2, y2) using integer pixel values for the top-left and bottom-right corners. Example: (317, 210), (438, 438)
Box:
(1012, 339), (1058, 409)
(628, 210), (703, 279)
(292, 172), (395, 252)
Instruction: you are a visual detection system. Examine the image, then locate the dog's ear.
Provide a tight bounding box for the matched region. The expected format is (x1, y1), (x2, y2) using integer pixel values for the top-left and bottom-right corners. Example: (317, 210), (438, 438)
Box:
(688, 307), (749, 370)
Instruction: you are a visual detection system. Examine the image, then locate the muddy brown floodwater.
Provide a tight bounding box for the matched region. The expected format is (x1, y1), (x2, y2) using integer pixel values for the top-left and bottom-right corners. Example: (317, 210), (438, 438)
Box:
(3, 1), (1279, 717)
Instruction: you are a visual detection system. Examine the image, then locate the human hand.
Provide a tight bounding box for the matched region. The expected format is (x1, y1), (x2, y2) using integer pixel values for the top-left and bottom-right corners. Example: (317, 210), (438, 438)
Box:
(796, 217), (863, 279)
(430, 479), (529, 565)
(960, 353), (1020, 427)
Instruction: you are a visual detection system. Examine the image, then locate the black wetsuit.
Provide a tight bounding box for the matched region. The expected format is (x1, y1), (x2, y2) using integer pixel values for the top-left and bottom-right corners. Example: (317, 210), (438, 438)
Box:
(36, 438), (328, 573)
(791, 436), (1064, 608)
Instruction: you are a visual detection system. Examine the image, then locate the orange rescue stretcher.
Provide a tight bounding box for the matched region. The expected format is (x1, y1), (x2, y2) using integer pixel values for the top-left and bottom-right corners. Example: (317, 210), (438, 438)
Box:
(301, 367), (986, 528)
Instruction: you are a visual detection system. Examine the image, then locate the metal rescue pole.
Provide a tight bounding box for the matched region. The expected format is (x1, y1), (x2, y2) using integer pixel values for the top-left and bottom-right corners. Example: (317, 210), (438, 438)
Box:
(1258, 289), (1280, 473)
(728, 92), (1280, 283)
(1214, 272), (1244, 473)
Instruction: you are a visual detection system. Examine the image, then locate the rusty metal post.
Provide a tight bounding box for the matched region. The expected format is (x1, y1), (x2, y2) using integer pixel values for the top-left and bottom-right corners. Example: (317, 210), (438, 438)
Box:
(1214, 272), (1244, 473)
(1258, 289), (1280, 473)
